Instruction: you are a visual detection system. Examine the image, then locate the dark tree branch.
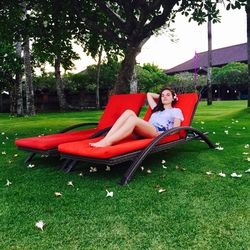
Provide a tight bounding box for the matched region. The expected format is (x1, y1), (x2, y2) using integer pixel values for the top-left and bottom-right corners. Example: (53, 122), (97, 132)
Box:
(143, 0), (178, 38)
(71, 0), (127, 48)
(94, 0), (126, 31)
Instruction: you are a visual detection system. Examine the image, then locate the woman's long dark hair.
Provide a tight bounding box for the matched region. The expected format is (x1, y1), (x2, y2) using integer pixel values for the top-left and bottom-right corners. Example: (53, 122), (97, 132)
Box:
(152, 87), (177, 113)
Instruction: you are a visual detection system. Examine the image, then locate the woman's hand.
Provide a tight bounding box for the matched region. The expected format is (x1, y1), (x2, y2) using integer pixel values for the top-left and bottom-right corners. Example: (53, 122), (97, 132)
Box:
(147, 92), (159, 109)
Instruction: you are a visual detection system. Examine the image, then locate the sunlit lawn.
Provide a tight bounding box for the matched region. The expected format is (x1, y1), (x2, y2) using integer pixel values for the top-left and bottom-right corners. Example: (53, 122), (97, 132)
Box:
(0, 100), (249, 249)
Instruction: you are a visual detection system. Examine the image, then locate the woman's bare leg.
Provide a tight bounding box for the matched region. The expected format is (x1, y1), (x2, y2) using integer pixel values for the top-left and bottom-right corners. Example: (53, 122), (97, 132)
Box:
(104, 109), (137, 138)
(90, 116), (158, 147)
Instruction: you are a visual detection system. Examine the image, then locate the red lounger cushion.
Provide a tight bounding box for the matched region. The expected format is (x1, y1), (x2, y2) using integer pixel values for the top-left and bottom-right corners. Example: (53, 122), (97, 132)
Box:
(15, 93), (146, 151)
(58, 133), (180, 159)
(15, 128), (97, 151)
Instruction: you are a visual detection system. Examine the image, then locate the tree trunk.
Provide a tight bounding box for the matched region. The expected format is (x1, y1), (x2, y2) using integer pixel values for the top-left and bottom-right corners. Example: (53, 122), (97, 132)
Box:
(207, 17), (213, 105)
(96, 46), (103, 109)
(54, 55), (68, 111)
(23, 37), (36, 116)
(9, 84), (16, 115)
(16, 42), (23, 116)
(114, 38), (149, 94)
(247, 2), (250, 108)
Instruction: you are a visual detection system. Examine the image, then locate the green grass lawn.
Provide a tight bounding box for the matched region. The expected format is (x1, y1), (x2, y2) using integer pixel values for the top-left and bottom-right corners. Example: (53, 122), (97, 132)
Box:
(0, 100), (249, 249)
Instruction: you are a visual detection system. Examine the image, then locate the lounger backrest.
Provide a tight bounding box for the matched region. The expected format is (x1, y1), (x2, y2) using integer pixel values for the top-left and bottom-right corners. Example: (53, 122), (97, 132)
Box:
(143, 93), (199, 138)
(97, 93), (146, 130)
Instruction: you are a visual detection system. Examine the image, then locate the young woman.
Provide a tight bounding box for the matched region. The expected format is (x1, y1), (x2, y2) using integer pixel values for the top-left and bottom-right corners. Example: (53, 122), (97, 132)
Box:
(90, 87), (184, 147)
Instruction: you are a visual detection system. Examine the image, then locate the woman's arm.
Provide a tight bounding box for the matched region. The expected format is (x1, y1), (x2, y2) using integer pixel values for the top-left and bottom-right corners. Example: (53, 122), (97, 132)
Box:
(147, 92), (159, 109)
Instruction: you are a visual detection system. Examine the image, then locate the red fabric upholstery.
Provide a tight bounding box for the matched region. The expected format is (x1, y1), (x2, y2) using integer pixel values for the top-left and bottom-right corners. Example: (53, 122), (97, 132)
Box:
(15, 129), (97, 151)
(144, 93), (199, 138)
(58, 133), (180, 159)
(97, 93), (146, 130)
(15, 93), (146, 151)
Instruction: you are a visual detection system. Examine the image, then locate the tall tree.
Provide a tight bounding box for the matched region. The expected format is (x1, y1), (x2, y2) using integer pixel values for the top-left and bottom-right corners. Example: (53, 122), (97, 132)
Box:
(31, 0), (79, 111)
(73, 0), (247, 94)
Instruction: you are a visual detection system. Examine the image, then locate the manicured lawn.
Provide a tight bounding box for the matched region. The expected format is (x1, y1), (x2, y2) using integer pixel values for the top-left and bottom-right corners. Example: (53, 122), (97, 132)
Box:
(0, 100), (249, 249)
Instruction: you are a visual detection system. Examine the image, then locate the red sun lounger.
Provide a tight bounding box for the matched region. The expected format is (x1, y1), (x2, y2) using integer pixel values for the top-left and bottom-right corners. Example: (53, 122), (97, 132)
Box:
(58, 92), (215, 185)
(15, 93), (146, 163)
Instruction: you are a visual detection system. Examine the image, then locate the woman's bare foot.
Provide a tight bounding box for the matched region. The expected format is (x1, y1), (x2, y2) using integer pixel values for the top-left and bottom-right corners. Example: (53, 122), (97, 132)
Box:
(89, 139), (112, 147)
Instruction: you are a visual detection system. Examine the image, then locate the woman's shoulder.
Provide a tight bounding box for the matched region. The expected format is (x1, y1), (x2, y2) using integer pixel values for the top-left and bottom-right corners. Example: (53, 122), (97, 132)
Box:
(171, 107), (182, 112)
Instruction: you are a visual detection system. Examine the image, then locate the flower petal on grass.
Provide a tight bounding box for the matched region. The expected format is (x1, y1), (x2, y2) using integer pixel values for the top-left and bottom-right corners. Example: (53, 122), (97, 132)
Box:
(244, 144), (249, 149)
(161, 160), (166, 164)
(206, 171), (213, 175)
(245, 168), (250, 173)
(2, 151), (6, 155)
(158, 188), (166, 193)
(54, 192), (62, 197)
(27, 164), (35, 168)
(140, 166), (144, 171)
(224, 130), (229, 135)
(218, 172), (226, 177)
(90, 167), (97, 173)
(35, 220), (45, 231)
(5, 179), (12, 186)
(106, 190), (113, 197)
(105, 166), (111, 171)
(215, 146), (224, 151)
(162, 165), (167, 169)
(14, 154), (18, 157)
(242, 152), (249, 155)
(215, 142), (220, 146)
(246, 157), (250, 162)
(146, 169), (152, 174)
(67, 181), (74, 187)
(231, 172), (242, 178)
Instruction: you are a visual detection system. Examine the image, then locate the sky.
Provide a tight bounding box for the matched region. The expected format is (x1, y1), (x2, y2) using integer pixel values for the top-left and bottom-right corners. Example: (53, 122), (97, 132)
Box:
(54, 6), (247, 74)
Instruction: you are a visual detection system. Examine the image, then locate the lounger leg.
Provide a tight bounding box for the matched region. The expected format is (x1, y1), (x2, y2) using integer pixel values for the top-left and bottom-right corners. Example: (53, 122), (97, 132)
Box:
(64, 160), (78, 173)
(25, 153), (36, 163)
(120, 156), (145, 186)
(61, 159), (72, 171)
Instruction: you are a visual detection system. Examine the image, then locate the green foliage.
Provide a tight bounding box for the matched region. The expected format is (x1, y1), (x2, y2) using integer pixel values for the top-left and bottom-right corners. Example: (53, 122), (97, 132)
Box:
(0, 41), (22, 91)
(212, 62), (248, 86)
(137, 63), (172, 93)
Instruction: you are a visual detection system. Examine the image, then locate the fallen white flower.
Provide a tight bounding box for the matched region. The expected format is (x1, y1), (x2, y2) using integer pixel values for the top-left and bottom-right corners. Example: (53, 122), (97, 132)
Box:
(14, 154), (18, 157)
(244, 144), (249, 149)
(106, 190), (113, 197)
(162, 165), (167, 169)
(218, 172), (226, 177)
(27, 164), (35, 168)
(242, 127), (246, 130)
(212, 132), (216, 134)
(224, 130), (229, 135)
(161, 160), (166, 164)
(235, 120), (239, 123)
(90, 167), (97, 173)
(146, 169), (152, 174)
(1, 151), (6, 155)
(231, 172), (242, 178)
(215, 142), (220, 146)
(2, 142), (5, 145)
(35, 220), (45, 231)
(236, 133), (241, 136)
(242, 152), (249, 155)
(140, 166), (144, 171)
(79, 172), (83, 176)
(201, 121), (205, 124)
(206, 171), (213, 175)
(54, 192), (62, 197)
(245, 168), (250, 173)
(158, 188), (166, 193)
(246, 157), (250, 162)
(1, 132), (5, 135)
(67, 181), (74, 187)
(215, 146), (224, 151)
(105, 165), (111, 171)
(5, 179), (12, 186)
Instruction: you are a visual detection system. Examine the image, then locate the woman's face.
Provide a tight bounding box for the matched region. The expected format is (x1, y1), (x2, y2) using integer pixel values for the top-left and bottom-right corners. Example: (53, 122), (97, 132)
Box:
(161, 89), (174, 106)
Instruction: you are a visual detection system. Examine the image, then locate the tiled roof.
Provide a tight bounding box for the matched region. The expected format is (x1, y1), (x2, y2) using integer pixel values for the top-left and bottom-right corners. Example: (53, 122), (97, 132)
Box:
(165, 43), (247, 74)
